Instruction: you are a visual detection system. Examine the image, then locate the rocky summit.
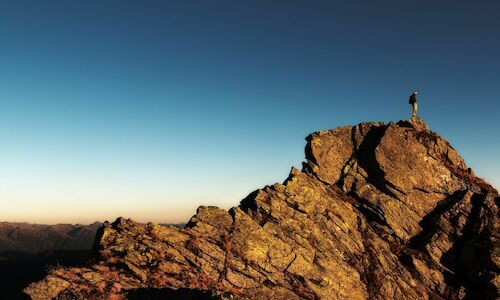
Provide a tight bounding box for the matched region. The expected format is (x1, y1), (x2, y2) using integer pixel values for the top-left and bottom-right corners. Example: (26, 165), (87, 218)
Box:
(24, 117), (499, 300)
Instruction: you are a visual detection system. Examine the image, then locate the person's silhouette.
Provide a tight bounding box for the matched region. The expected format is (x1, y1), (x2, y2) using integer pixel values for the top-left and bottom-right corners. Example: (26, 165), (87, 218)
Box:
(409, 91), (418, 117)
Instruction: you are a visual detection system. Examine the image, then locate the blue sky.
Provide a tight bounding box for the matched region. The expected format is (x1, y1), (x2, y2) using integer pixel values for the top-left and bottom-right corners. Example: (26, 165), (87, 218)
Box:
(0, 1), (499, 224)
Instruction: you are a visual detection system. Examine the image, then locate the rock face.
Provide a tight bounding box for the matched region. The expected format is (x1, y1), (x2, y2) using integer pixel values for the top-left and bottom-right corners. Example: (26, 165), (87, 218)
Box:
(25, 117), (499, 300)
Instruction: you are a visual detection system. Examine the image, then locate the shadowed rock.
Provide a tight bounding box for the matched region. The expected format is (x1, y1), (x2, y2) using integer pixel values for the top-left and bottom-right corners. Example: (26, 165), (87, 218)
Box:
(24, 117), (499, 300)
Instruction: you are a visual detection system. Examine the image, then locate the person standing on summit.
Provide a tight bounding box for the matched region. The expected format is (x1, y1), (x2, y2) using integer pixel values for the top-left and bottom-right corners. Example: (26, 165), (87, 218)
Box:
(409, 91), (418, 117)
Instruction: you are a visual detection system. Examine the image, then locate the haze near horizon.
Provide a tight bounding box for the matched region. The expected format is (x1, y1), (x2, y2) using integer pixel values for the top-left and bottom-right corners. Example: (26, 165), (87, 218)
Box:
(1, 1), (499, 224)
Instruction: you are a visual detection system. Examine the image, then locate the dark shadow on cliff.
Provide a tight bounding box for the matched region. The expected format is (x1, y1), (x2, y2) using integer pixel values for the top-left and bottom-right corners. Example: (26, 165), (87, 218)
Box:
(0, 249), (92, 300)
(409, 190), (468, 249)
(406, 191), (499, 300)
(344, 125), (395, 229)
(354, 124), (403, 198)
(440, 193), (499, 300)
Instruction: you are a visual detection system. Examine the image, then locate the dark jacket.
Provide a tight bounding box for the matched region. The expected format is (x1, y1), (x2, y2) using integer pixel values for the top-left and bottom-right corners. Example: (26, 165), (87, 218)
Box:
(409, 94), (417, 104)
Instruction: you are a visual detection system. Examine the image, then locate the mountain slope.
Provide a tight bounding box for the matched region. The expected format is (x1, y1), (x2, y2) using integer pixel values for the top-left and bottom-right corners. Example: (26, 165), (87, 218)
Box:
(25, 117), (499, 300)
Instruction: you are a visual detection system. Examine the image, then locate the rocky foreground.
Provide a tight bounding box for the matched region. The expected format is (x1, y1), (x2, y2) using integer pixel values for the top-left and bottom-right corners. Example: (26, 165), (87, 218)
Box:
(25, 117), (499, 300)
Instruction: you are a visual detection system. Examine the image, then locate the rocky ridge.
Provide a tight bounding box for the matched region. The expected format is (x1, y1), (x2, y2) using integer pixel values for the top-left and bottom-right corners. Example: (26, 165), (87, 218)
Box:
(25, 117), (499, 299)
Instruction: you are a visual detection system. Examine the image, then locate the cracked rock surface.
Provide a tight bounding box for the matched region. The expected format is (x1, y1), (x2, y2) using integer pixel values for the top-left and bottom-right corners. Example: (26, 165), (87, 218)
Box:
(25, 117), (499, 299)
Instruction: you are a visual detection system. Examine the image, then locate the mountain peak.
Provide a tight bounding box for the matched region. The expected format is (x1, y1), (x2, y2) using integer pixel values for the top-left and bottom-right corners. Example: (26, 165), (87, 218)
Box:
(401, 116), (430, 131)
(25, 119), (498, 300)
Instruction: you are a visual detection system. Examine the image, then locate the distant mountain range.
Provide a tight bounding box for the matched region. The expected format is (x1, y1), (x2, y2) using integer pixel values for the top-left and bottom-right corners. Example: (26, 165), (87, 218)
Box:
(0, 222), (101, 299)
(0, 221), (185, 255)
(0, 222), (102, 255)
(0, 221), (184, 299)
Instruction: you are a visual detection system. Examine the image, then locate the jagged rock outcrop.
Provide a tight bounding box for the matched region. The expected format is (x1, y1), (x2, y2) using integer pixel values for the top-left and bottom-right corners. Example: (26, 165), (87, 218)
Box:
(25, 117), (499, 300)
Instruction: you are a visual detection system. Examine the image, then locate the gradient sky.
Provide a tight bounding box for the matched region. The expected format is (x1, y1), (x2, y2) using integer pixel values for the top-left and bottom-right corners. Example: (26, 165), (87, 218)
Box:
(1, 1), (499, 224)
